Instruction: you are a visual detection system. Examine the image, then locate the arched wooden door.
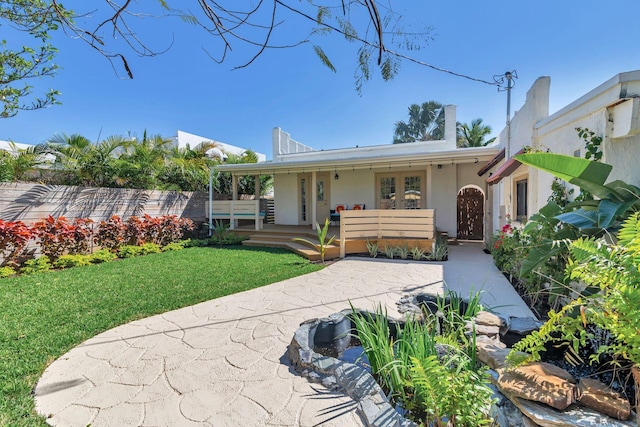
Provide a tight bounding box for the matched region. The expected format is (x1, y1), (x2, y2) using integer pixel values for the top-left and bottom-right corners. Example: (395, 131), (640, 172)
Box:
(457, 187), (484, 240)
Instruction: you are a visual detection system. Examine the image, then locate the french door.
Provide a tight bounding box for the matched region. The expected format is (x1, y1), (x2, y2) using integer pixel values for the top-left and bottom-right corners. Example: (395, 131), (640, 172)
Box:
(377, 172), (424, 210)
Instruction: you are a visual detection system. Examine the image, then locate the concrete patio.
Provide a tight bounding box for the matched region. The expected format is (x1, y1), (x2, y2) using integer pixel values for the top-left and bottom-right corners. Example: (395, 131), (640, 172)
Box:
(34, 242), (533, 426)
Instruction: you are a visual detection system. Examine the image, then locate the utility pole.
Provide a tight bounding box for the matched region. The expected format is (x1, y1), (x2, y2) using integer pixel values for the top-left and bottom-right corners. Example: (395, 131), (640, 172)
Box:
(505, 71), (515, 159)
(494, 70), (517, 158)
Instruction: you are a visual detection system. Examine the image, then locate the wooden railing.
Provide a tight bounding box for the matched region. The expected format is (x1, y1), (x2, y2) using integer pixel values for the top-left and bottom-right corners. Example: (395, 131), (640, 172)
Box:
(206, 200), (264, 230)
(339, 209), (435, 258)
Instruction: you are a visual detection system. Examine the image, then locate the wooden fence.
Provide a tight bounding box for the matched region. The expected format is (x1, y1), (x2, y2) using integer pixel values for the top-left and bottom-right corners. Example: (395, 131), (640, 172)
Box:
(339, 209), (435, 258)
(0, 183), (208, 225)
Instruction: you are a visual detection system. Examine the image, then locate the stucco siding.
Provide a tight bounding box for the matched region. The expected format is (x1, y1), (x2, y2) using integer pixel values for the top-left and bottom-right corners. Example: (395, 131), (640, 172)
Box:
(330, 170), (375, 210)
(273, 173), (299, 225)
(430, 164), (457, 236)
(607, 134), (640, 185)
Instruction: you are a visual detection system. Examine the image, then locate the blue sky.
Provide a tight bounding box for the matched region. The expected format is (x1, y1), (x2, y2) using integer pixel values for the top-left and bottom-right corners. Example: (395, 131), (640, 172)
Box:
(3, 1), (640, 159)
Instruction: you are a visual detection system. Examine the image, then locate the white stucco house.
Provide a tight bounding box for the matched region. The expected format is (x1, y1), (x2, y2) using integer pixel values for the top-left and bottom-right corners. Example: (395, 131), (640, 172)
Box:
(170, 130), (267, 162)
(480, 70), (640, 237)
(214, 106), (500, 241)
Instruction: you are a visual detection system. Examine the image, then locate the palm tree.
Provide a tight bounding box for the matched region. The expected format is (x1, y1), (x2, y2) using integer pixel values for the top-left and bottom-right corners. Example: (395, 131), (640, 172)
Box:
(393, 101), (444, 144)
(456, 119), (496, 148)
(46, 133), (127, 186)
(159, 142), (221, 191)
(0, 142), (47, 181)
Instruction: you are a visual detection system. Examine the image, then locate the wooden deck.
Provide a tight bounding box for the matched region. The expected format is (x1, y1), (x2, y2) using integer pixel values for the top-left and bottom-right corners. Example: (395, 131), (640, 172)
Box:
(231, 224), (341, 261)
(230, 223), (434, 261)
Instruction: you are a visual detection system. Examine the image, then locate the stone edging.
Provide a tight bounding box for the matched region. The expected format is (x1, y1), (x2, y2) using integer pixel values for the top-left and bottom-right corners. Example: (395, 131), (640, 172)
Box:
(286, 310), (417, 427)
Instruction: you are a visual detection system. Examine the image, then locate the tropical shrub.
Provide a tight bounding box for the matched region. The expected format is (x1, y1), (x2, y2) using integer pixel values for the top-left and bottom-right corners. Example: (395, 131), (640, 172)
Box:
(32, 216), (93, 260)
(89, 249), (118, 263)
(0, 266), (16, 278)
(117, 245), (142, 258)
(365, 240), (378, 257)
(117, 243), (161, 258)
(511, 213), (640, 369)
(20, 256), (53, 275)
(0, 219), (33, 266)
(95, 215), (126, 250)
(162, 241), (187, 251)
(53, 254), (92, 268)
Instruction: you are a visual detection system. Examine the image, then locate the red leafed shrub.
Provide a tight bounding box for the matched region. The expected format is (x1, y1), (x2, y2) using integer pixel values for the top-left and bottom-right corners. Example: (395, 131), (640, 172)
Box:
(32, 216), (77, 260)
(155, 215), (194, 246)
(95, 216), (126, 250)
(0, 219), (34, 266)
(124, 216), (145, 246)
(68, 218), (94, 255)
(32, 216), (93, 259)
(126, 214), (194, 246)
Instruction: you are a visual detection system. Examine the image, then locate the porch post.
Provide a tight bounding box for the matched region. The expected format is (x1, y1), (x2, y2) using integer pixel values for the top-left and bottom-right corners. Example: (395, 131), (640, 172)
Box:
(208, 168), (213, 237)
(426, 164), (433, 209)
(311, 171), (317, 230)
(254, 175), (260, 230)
(231, 175), (238, 230)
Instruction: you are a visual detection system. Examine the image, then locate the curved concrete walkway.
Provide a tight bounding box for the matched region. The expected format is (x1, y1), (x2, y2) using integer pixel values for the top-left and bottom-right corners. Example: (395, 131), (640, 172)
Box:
(34, 243), (533, 426)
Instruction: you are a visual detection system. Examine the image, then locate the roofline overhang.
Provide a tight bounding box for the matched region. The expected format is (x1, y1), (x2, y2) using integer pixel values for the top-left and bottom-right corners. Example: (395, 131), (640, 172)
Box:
(214, 146), (500, 175)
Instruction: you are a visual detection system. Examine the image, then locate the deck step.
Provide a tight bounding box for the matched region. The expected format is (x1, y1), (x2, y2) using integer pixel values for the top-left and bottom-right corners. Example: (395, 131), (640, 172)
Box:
(242, 238), (339, 261)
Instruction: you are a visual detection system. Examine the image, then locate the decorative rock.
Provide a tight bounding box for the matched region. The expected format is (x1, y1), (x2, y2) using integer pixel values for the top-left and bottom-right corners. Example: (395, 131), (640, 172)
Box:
(507, 392), (637, 427)
(496, 363), (577, 410)
(477, 342), (527, 370)
(502, 316), (543, 347)
(466, 321), (501, 338)
(577, 378), (631, 421)
(508, 317), (543, 335)
(475, 310), (506, 328)
(475, 333), (506, 348)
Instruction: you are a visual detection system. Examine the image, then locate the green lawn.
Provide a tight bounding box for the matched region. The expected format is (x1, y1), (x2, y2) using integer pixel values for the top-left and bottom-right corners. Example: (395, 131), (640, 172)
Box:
(0, 246), (323, 426)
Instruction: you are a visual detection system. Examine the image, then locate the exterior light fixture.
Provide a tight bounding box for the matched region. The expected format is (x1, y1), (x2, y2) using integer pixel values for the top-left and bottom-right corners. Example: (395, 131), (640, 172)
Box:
(334, 173), (339, 180)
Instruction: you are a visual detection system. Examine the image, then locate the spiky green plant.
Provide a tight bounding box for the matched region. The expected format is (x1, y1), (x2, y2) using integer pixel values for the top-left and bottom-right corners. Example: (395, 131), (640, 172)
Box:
(365, 240), (379, 258)
(292, 218), (336, 263)
(410, 246), (426, 260)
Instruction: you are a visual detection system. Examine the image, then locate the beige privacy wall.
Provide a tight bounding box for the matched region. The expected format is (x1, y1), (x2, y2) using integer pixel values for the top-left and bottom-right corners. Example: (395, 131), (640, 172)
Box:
(0, 183), (208, 225)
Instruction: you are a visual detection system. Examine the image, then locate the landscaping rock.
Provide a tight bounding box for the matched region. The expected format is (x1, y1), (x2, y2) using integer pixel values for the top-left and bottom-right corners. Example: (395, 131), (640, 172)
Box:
(466, 321), (501, 339)
(475, 310), (506, 328)
(502, 317), (543, 347)
(496, 363), (577, 410)
(507, 392), (637, 427)
(577, 378), (631, 421)
(508, 317), (543, 335)
(477, 342), (528, 370)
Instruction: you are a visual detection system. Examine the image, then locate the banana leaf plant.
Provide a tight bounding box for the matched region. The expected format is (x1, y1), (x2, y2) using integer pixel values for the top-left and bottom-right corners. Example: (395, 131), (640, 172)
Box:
(516, 153), (640, 232)
(514, 153), (640, 298)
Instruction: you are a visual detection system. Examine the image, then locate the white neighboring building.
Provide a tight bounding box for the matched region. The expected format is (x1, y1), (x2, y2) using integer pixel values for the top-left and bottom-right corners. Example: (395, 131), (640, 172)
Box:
(0, 140), (37, 154)
(480, 70), (640, 236)
(170, 130), (267, 162)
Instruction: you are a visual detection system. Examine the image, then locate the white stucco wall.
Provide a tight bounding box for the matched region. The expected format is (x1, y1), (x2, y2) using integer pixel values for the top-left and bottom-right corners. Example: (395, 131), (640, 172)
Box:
(607, 134), (640, 185)
(490, 77), (551, 232)
(273, 173), (299, 225)
(534, 110), (607, 206)
(330, 170), (375, 209)
(430, 164), (457, 236)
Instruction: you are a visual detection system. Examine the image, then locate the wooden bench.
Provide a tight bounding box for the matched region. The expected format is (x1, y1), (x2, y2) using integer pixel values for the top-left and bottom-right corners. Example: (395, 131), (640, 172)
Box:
(207, 200), (265, 230)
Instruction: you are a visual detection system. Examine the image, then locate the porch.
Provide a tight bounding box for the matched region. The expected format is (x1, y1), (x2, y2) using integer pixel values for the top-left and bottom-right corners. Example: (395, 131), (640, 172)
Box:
(232, 208), (436, 261)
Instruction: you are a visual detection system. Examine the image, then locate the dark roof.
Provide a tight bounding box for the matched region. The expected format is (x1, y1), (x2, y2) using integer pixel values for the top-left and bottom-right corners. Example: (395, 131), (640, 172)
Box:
(477, 148), (505, 176)
(486, 148), (526, 185)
